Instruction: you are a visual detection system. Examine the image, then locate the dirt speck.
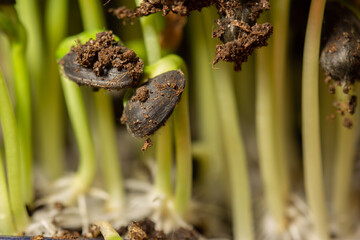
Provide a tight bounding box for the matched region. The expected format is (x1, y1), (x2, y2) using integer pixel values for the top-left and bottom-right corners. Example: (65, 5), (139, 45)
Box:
(141, 138), (153, 151)
(133, 86), (150, 102)
(31, 236), (44, 240)
(343, 117), (353, 128)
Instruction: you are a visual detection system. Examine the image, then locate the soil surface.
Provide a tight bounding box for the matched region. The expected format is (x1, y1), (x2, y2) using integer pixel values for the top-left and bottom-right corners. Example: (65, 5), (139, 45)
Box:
(121, 70), (185, 138)
(110, 0), (272, 71)
(118, 218), (200, 240)
(60, 31), (143, 90)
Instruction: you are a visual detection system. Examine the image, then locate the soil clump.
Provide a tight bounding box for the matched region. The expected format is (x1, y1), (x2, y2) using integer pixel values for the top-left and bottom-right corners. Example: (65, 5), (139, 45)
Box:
(118, 218), (200, 240)
(110, 0), (272, 71)
(60, 31), (143, 90)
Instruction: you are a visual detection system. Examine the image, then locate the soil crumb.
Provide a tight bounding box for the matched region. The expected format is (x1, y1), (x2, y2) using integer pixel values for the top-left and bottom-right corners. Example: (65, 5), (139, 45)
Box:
(141, 138), (153, 151)
(31, 236), (44, 240)
(110, 0), (272, 71)
(110, 1), (213, 18)
(119, 218), (200, 240)
(212, 0), (272, 71)
(53, 230), (81, 239)
(71, 31), (143, 83)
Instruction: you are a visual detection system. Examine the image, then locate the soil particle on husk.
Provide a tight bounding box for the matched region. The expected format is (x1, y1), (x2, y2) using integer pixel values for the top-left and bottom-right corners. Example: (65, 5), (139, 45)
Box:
(110, 0), (272, 71)
(60, 31), (143, 90)
(121, 70), (185, 138)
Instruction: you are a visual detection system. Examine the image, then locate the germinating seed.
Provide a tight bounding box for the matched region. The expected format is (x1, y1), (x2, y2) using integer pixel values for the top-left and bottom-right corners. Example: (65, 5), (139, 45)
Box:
(60, 31), (143, 90)
(320, 2), (360, 87)
(121, 70), (186, 138)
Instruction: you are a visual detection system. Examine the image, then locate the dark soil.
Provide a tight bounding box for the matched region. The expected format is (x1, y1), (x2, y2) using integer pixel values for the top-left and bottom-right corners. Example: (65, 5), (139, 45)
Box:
(212, 0), (272, 71)
(60, 31), (144, 90)
(109, 1), (213, 18)
(121, 70), (185, 138)
(110, 0), (272, 71)
(118, 218), (200, 240)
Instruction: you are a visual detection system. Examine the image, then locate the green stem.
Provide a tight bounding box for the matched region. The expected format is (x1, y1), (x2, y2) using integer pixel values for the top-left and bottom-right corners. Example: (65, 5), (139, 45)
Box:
(0, 149), (16, 235)
(78, 0), (105, 31)
(302, 0), (329, 239)
(0, 69), (29, 232)
(94, 92), (125, 210)
(190, 11), (224, 190)
(173, 69), (192, 216)
(94, 221), (124, 240)
(272, 0), (291, 202)
(135, 0), (176, 202)
(256, 42), (287, 229)
(154, 120), (173, 198)
(331, 87), (358, 235)
(11, 39), (34, 207)
(79, 0), (125, 210)
(213, 64), (254, 240)
(60, 75), (96, 203)
(35, 0), (70, 180)
(135, 0), (161, 64)
(15, 0), (45, 90)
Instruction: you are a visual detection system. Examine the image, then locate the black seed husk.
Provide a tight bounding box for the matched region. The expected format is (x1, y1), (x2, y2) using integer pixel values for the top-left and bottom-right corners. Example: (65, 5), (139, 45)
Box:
(320, 2), (360, 84)
(60, 51), (141, 90)
(121, 70), (186, 138)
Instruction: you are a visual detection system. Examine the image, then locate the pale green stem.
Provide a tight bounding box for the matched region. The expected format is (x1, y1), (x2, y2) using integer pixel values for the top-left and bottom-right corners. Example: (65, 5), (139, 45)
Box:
(15, 0), (45, 90)
(78, 0), (105, 31)
(135, 0), (161, 64)
(0, 150), (16, 235)
(36, 0), (70, 180)
(190, 11), (223, 189)
(60, 75), (96, 203)
(320, 71), (336, 194)
(0, 4), (34, 209)
(213, 64), (254, 240)
(154, 119), (173, 197)
(331, 87), (358, 236)
(272, 0), (291, 201)
(0, 69), (29, 232)
(173, 71), (192, 216)
(302, 0), (329, 239)
(144, 55), (192, 216)
(256, 43), (287, 230)
(11, 40), (33, 207)
(79, 0), (125, 210)
(135, 0), (175, 200)
(94, 92), (125, 210)
(94, 221), (124, 240)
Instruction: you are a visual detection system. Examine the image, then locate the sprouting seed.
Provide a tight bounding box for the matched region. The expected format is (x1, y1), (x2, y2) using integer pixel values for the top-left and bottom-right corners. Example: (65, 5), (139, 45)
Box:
(60, 31), (143, 90)
(60, 51), (140, 90)
(121, 70), (186, 138)
(320, 2), (360, 90)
